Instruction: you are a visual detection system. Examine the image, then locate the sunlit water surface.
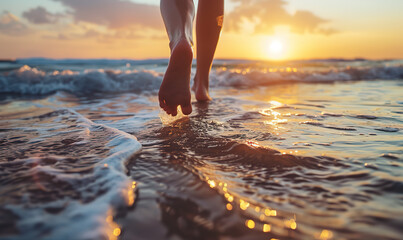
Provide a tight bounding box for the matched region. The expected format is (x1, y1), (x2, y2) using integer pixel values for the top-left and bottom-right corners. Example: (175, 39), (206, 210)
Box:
(1, 60), (403, 240)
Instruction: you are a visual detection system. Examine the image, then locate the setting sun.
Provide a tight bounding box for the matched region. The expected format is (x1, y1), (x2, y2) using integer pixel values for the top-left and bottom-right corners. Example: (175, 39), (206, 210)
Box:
(265, 39), (285, 60)
(269, 40), (283, 54)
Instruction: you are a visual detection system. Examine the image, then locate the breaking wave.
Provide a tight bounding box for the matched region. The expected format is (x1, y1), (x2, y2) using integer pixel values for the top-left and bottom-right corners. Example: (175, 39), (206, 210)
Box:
(1, 63), (402, 95)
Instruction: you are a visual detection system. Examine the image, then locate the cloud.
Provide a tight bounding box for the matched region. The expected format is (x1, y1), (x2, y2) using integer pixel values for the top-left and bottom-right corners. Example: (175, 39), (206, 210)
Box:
(41, 23), (165, 43)
(42, 33), (70, 40)
(22, 6), (62, 24)
(18, 1), (165, 43)
(0, 11), (31, 36)
(54, 0), (163, 30)
(226, 0), (337, 35)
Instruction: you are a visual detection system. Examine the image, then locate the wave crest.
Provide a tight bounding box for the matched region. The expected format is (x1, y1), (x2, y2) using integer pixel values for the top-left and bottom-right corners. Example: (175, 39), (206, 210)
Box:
(0, 65), (163, 95)
(211, 65), (403, 87)
(1, 64), (403, 95)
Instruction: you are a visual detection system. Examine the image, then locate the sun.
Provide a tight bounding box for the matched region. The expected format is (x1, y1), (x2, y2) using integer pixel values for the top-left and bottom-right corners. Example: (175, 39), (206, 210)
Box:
(262, 38), (287, 60)
(269, 40), (283, 55)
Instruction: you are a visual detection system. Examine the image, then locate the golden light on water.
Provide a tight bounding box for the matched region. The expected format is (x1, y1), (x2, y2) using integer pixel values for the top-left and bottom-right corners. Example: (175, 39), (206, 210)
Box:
(226, 203), (233, 211)
(269, 100), (283, 108)
(113, 228), (121, 237)
(240, 199), (250, 210)
(264, 209), (277, 216)
(263, 224), (271, 232)
(264, 118), (288, 126)
(290, 220), (297, 230)
(105, 210), (121, 240)
(208, 180), (216, 188)
(224, 192), (234, 202)
(246, 219), (255, 229)
(260, 100), (288, 130)
(319, 229), (334, 239)
(125, 181), (136, 206)
(201, 176), (284, 234)
(127, 188), (135, 206)
(227, 195), (234, 202)
(285, 219), (297, 230)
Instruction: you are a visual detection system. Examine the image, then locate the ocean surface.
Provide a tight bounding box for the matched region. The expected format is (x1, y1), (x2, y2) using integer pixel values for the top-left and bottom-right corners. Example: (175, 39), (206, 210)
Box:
(0, 58), (402, 240)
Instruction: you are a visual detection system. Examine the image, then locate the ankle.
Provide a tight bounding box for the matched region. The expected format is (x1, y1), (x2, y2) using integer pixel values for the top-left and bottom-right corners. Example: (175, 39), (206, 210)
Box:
(169, 37), (192, 51)
(194, 81), (209, 91)
(194, 73), (209, 86)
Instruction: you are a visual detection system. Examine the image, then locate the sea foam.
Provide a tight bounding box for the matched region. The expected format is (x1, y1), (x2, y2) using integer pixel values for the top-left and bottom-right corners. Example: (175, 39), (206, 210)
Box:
(0, 108), (141, 240)
(1, 63), (402, 95)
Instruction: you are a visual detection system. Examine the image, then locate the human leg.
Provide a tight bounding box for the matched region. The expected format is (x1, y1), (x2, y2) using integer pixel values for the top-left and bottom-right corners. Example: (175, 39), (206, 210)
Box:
(193, 0), (224, 101)
(159, 0), (195, 116)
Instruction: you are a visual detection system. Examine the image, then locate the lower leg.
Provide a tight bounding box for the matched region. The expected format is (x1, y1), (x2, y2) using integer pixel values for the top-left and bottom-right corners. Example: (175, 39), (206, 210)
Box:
(159, 0), (195, 116)
(193, 0), (224, 101)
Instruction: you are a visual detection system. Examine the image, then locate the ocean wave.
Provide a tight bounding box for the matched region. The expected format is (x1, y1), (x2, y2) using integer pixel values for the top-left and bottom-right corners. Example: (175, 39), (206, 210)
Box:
(1, 64), (402, 95)
(211, 65), (403, 87)
(0, 65), (163, 95)
(0, 109), (141, 240)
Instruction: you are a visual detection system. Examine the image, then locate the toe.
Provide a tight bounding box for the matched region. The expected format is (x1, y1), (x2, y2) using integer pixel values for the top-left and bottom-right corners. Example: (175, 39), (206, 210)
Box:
(165, 105), (177, 116)
(181, 103), (192, 115)
(171, 108), (178, 116)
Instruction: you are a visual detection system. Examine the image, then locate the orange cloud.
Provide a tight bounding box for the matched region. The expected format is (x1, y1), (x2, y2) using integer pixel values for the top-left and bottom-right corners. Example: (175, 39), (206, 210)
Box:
(0, 11), (31, 36)
(227, 0), (337, 35)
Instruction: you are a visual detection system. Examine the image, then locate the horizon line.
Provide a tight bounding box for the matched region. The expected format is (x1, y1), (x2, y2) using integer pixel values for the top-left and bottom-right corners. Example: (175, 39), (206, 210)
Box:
(3, 57), (402, 62)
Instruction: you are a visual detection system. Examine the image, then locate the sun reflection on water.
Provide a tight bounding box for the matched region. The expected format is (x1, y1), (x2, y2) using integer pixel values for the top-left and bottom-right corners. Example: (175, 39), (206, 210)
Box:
(105, 210), (122, 240)
(240, 199), (250, 210)
(218, 66), (298, 74)
(200, 175), (300, 235)
(208, 179), (216, 188)
(269, 100), (283, 108)
(284, 219), (297, 230)
(246, 219), (255, 229)
(226, 203), (233, 211)
(113, 228), (121, 237)
(265, 209), (277, 216)
(259, 100), (289, 131)
(263, 223), (271, 232)
(317, 229), (334, 240)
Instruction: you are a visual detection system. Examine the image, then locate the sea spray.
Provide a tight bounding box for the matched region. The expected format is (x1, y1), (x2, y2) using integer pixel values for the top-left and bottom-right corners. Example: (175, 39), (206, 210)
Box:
(159, 105), (189, 125)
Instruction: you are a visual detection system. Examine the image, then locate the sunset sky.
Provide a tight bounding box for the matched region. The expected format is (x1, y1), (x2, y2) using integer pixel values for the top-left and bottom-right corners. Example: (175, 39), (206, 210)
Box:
(1, 0), (402, 60)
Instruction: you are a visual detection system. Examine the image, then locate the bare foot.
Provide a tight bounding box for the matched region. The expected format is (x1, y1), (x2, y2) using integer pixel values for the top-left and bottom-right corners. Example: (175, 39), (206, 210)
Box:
(159, 39), (193, 116)
(192, 73), (212, 101)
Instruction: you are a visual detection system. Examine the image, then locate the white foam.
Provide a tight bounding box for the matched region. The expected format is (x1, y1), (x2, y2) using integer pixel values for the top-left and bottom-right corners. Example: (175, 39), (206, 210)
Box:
(211, 65), (403, 87)
(0, 65), (162, 95)
(2, 109), (141, 240)
(1, 64), (402, 95)
(159, 105), (188, 125)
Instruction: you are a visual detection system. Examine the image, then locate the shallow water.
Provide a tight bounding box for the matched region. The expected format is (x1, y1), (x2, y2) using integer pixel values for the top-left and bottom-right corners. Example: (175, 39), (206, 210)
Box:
(1, 60), (403, 240)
